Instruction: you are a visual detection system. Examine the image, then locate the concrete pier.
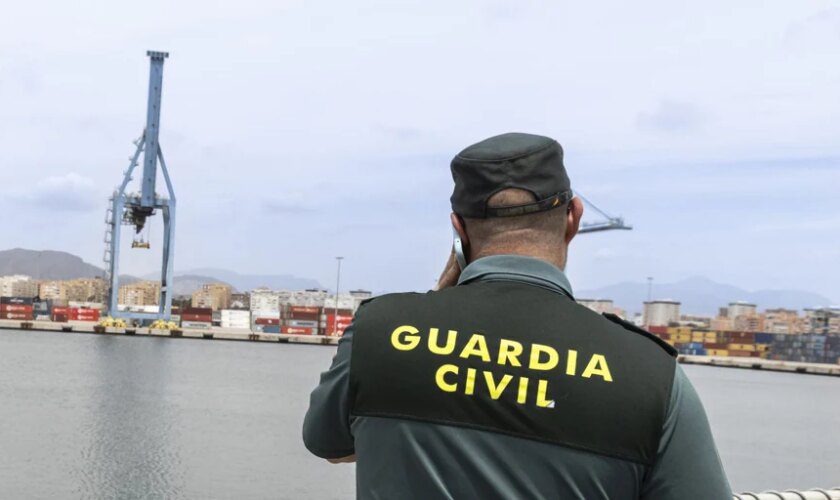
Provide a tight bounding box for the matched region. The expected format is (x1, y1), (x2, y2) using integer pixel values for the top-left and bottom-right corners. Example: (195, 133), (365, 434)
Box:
(0, 319), (339, 345)
(679, 354), (840, 377)
(2, 319), (839, 378)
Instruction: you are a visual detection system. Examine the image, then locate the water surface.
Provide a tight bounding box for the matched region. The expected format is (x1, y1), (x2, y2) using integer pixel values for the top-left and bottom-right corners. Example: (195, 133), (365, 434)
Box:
(0, 329), (837, 498)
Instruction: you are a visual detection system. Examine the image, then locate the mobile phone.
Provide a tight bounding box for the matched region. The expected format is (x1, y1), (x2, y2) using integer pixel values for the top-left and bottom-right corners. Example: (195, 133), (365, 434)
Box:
(452, 227), (467, 270)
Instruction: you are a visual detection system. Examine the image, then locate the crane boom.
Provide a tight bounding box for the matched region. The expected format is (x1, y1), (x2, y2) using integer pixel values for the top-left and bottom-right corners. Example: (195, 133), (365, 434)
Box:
(575, 192), (632, 234)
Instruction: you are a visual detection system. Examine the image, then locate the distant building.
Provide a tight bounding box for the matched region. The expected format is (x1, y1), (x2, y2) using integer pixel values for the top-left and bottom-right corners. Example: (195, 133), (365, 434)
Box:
(727, 302), (757, 319)
(250, 288), (281, 316)
(734, 315), (763, 332)
(324, 292), (365, 312)
(39, 280), (68, 303)
(0, 275), (39, 298)
(191, 283), (232, 311)
(643, 300), (680, 327)
(763, 308), (802, 334)
(64, 278), (108, 304)
(678, 314), (712, 329)
(119, 281), (161, 306)
(577, 298), (625, 318)
(710, 316), (734, 332)
(229, 292), (250, 310)
(577, 299), (615, 315)
(803, 307), (840, 335)
(37, 278), (107, 305)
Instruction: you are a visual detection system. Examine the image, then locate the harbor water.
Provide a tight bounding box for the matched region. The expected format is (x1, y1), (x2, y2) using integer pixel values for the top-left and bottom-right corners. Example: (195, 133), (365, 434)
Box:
(0, 329), (837, 498)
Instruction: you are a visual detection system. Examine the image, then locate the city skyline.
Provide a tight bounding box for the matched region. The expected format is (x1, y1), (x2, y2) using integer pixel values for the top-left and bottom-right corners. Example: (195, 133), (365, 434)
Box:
(1, 0), (838, 300)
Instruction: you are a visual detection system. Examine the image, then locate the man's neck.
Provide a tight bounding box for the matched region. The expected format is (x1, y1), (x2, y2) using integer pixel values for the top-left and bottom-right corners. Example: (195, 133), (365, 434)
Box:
(470, 247), (566, 271)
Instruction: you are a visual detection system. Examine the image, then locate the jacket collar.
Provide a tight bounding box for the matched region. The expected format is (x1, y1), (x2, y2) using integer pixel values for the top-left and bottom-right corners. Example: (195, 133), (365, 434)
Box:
(456, 254), (574, 300)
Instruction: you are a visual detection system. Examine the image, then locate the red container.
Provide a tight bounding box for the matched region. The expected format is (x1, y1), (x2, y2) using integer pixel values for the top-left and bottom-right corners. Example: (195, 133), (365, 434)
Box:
(183, 307), (212, 316)
(74, 308), (100, 322)
(703, 342), (728, 350)
(3, 311), (33, 320)
(255, 317), (280, 325)
(324, 314), (353, 335)
(181, 313), (213, 322)
(1, 304), (33, 313)
(288, 313), (320, 321)
(281, 326), (315, 335)
(288, 306), (320, 314)
(728, 331), (755, 342)
(647, 325), (668, 335)
(728, 350), (758, 357)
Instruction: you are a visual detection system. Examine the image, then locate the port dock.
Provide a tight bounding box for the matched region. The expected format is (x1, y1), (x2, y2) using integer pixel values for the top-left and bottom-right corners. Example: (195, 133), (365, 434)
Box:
(5, 319), (840, 375)
(0, 319), (339, 345)
(679, 354), (840, 377)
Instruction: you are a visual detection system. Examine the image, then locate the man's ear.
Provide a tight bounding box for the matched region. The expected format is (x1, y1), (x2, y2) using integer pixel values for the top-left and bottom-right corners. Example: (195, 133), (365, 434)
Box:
(450, 213), (469, 246)
(565, 197), (584, 244)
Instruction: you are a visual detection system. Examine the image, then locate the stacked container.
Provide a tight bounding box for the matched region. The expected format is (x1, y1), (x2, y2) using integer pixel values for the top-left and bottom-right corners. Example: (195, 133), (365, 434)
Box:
(181, 307), (213, 329)
(220, 309), (250, 330)
(0, 297), (34, 320)
(282, 305), (320, 335)
(768, 333), (840, 364)
(51, 307), (101, 322)
(322, 308), (354, 336)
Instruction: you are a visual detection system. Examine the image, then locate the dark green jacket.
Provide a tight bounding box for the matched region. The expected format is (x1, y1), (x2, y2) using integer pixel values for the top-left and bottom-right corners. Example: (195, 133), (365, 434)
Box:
(304, 255), (731, 499)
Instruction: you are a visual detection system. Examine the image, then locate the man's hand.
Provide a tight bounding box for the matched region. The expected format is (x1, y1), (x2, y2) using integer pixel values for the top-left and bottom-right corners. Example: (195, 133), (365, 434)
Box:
(436, 250), (461, 290)
(327, 454), (356, 464)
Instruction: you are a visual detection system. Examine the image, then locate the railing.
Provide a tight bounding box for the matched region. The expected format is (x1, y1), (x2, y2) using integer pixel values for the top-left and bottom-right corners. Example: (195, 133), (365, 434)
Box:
(735, 488), (840, 499)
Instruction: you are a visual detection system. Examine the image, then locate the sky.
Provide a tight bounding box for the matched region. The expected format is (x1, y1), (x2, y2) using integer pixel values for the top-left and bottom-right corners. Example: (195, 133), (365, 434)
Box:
(0, 0), (838, 302)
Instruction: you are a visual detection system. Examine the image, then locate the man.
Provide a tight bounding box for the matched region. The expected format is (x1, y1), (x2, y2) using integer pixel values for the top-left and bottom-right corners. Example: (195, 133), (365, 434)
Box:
(303, 132), (731, 499)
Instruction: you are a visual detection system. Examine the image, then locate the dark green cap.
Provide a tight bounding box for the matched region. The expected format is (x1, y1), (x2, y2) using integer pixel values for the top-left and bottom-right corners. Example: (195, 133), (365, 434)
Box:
(450, 132), (571, 218)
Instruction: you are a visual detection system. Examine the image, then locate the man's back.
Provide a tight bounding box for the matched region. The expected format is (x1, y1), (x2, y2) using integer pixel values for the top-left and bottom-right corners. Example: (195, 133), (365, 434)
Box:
(304, 255), (732, 499)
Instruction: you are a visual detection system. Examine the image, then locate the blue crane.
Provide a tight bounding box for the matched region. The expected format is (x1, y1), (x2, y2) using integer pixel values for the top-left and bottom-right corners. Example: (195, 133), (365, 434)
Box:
(103, 51), (176, 321)
(576, 192), (632, 234)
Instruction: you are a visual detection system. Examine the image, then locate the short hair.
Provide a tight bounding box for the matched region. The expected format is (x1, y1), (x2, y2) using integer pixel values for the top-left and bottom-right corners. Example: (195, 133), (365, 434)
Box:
(463, 188), (568, 247)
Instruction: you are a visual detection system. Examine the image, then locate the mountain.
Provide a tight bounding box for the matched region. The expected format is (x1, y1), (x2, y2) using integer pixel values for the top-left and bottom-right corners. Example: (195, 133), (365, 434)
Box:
(175, 267), (321, 292)
(577, 276), (835, 316)
(169, 274), (235, 296)
(0, 248), (106, 280)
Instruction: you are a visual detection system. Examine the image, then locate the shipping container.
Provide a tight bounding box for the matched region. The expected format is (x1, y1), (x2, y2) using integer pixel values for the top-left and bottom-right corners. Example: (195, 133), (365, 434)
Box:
(254, 317), (281, 326)
(262, 325), (281, 334)
(728, 343), (756, 352)
(728, 350), (758, 357)
(754, 332), (773, 344)
(286, 319), (319, 328)
(182, 307), (213, 316)
(281, 326), (316, 335)
(1, 303), (33, 312)
(287, 306), (321, 314)
(181, 321), (211, 329)
(0, 296), (34, 305)
(2, 312), (33, 320)
(181, 313), (213, 322)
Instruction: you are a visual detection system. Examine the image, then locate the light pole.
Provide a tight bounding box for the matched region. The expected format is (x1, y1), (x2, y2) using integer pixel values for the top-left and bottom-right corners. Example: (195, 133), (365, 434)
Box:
(333, 256), (344, 335)
(646, 276), (653, 302)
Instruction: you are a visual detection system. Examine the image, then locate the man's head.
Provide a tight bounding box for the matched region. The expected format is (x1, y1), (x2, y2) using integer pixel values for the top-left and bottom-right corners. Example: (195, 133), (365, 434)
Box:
(449, 133), (584, 270)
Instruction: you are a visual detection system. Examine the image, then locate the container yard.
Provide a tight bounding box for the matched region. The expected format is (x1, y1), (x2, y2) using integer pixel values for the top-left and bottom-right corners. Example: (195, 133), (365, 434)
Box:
(649, 325), (840, 366)
(1, 291), (839, 377)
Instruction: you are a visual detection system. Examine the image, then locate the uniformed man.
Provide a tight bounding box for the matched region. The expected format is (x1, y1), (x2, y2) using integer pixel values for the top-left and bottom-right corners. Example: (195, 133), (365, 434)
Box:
(303, 132), (732, 499)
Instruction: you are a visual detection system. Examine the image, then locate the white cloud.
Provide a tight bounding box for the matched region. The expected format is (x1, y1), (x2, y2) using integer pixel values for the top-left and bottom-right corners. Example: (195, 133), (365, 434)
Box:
(11, 173), (99, 212)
